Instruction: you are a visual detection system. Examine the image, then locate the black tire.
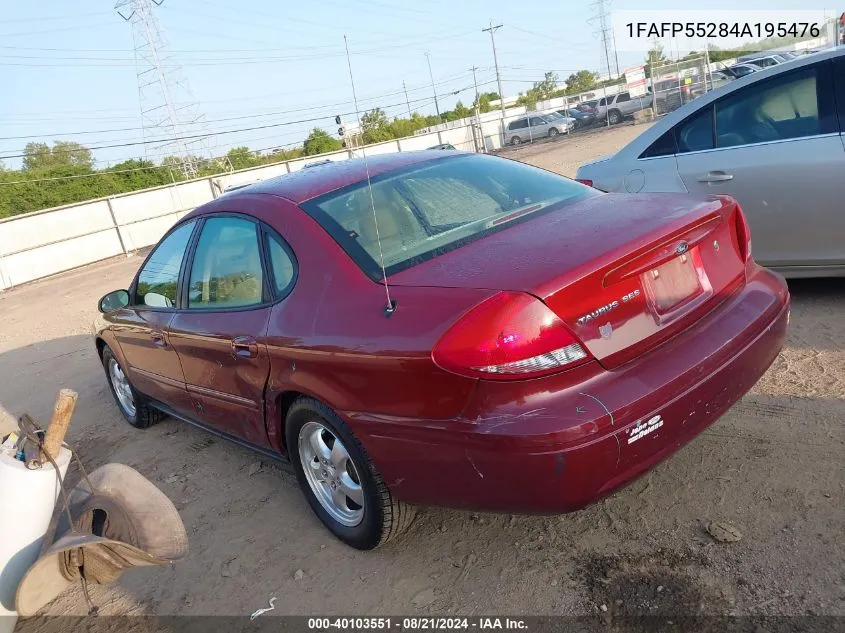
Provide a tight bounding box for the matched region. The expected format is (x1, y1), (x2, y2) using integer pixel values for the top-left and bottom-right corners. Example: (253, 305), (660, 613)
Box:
(101, 346), (164, 429)
(510, 136), (521, 146)
(548, 127), (559, 137)
(608, 109), (622, 125)
(285, 397), (416, 550)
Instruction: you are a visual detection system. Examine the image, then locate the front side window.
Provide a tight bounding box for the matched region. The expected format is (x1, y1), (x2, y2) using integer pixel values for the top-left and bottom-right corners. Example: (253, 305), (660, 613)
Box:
(135, 220), (196, 308)
(528, 117), (546, 126)
(304, 154), (596, 277)
(187, 217), (264, 309)
(715, 65), (832, 148)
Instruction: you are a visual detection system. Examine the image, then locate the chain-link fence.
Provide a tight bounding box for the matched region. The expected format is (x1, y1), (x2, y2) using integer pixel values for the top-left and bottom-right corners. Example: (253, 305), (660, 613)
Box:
(650, 55), (710, 116)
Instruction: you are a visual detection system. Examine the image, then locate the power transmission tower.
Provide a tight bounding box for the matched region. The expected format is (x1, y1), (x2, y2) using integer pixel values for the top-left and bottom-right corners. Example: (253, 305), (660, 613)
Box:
(588, 0), (619, 80)
(115, 0), (215, 179)
(481, 21), (505, 116)
(424, 52), (442, 124)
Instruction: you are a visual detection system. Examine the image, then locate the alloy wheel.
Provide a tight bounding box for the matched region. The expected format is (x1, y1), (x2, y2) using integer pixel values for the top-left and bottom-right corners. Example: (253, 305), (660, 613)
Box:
(108, 358), (136, 417)
(297, 421), (365, 527)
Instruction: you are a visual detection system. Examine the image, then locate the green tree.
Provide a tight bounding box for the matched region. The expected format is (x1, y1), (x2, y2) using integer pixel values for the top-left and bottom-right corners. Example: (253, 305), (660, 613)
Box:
(361, 108), (389, 131)
(226, 146), (260, 170)
(453, 101), (471, 119)
(302, 128), (343, 156)
(533, 71), (559, 100)
(645, 39), (669, 71)
(22, 141), (93, 171)
(564, 70), (598, 95)
(474, 91), (500, 113)
(515, 92), (538, 111)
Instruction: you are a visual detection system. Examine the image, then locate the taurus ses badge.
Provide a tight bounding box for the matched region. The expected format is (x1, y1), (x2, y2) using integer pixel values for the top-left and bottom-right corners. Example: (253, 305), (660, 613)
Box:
(675, 241), (690, 255)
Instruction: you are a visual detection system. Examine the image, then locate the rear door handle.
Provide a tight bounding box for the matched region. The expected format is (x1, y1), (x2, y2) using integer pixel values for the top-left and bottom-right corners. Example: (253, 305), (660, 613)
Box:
(150, 330), (167, 347)
(231, 336), (259, 359)
(698, 171), (734, 183)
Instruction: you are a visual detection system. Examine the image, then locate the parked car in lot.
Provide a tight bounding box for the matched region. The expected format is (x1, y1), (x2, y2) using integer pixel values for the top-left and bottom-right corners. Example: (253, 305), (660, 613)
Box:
(709, 69), (734, 90)
(577, 99), (599, 114)
(542, 111), (577, 131)
(504, 113), (567, 145)
(557, 107), (596, 128)
(95, 150), (789, 549)
(576, 47), (845, 277)
(726, 63), (760, 78)
(594, 91), (654, 124)
(740, 53), (791, 69)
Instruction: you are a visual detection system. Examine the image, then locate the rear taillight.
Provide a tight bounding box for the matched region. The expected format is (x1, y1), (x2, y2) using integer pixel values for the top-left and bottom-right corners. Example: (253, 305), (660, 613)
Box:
(576, 178), (593, 187)
(432, 292), (592, 380)
(734, 205), (752, 262)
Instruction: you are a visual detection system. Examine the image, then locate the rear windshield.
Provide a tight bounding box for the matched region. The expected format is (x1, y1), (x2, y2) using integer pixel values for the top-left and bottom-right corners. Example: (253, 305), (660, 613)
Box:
(301, 153), (596, 278)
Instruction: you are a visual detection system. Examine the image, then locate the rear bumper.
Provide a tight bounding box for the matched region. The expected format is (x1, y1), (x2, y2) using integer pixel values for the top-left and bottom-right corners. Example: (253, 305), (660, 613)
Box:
(347, 266), (790, 513)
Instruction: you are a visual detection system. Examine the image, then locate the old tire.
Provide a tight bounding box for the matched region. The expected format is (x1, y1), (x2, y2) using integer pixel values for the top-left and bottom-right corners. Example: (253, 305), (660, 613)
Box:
(548, 127), (559, 137)
(101, 346), (164, 429)
(286, 397), (416, 550)
(608, 109), (622, 125)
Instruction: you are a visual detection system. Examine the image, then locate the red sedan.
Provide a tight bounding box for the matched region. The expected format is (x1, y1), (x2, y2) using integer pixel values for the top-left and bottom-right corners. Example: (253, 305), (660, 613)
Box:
(95, 151), (789, 549)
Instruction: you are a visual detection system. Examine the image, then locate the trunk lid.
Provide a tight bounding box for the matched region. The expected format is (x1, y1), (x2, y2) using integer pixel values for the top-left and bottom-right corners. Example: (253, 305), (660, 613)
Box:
(390, 193), (748, 368)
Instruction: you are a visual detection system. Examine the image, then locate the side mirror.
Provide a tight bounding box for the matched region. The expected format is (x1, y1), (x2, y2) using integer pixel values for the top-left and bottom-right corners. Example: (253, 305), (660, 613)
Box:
(98, 289), (130, 313)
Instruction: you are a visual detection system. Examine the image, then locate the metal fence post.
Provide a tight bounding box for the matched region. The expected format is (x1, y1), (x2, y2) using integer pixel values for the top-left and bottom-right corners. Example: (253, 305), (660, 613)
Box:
(106, 197), (128, 256)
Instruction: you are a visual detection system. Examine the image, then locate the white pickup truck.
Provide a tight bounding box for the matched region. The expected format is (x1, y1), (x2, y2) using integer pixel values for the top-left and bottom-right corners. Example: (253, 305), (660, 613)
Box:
(594, 91), (654, 124)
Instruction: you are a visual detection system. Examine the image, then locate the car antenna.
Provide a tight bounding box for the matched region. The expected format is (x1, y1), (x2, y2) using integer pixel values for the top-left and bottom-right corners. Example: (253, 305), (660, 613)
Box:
(344, 35), (396, 318)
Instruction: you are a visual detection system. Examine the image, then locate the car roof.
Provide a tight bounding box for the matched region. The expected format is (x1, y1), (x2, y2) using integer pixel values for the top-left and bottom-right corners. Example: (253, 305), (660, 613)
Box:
(607, 47), (844, 161)
(219, 150), (456, 204)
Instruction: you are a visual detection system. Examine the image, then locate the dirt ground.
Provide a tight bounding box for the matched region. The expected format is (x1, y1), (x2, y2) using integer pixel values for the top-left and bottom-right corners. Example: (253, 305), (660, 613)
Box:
(2, 124), (843, 627)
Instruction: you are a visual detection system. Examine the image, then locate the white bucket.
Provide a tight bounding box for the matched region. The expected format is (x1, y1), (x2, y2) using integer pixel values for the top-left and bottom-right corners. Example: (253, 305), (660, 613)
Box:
(0, 447), (71, 632)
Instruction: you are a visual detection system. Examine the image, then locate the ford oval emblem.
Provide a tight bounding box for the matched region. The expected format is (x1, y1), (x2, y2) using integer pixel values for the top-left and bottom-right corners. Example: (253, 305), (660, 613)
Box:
(675, 241), (689, 255)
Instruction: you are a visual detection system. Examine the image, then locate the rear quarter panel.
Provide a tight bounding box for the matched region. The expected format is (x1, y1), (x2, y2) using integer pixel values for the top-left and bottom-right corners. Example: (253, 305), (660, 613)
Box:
(234, 193), (492, 452)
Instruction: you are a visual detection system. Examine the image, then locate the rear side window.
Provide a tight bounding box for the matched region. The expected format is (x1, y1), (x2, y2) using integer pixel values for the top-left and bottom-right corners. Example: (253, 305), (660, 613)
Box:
(266, 234), (296, 298)
(616, 92), (631, 103)
(508, 119), (528, 130)
(303, 154), (596, 278)
(528, 116), (546, 126)
(187, 217), (265, 309)
(676, 107), (715, 153)
(135, 220), (196, 308)
(639, 130), (678, 158)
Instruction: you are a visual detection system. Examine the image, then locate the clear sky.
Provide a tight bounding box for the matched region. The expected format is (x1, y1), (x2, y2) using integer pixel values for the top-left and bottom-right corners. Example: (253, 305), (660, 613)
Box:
(1, 0), (817, 168)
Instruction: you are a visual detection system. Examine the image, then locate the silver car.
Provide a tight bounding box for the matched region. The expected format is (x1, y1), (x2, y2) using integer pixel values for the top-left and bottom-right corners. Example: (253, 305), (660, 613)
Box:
(504, 114), (566, 145)
(576, 47), (845, 278)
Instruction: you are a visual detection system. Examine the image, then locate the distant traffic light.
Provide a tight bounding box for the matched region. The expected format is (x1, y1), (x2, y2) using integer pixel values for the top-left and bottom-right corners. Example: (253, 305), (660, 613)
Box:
(335, 115), (342, 125)
(338, 127), (345, 136)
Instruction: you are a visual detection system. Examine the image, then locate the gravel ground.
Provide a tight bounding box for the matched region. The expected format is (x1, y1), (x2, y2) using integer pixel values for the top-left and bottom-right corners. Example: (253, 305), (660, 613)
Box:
(2, 124), (843, 628)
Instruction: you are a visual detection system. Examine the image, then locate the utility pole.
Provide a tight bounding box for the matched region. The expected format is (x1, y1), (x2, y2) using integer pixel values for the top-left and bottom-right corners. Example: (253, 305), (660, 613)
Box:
(402, 80), (413, 118)
(469, 65), (485, 152)
(424, 52), (442, 124)
(469, 66), (481, 105)
(482, 21), (505, 117)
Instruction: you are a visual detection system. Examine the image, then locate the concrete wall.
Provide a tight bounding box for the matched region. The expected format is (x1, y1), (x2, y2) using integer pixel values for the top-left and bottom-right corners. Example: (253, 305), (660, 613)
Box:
(0, 126), (483, 291)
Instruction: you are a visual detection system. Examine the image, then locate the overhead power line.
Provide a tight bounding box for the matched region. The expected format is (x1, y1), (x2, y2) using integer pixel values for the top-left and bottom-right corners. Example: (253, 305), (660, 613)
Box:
(0, 73), (487, 142)
(0, 83), (491, 161)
